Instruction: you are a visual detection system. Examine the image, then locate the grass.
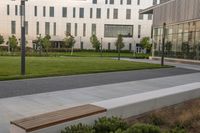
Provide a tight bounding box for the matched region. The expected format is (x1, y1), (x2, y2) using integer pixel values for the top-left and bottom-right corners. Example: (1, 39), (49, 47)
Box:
(0, 56), (166, 80)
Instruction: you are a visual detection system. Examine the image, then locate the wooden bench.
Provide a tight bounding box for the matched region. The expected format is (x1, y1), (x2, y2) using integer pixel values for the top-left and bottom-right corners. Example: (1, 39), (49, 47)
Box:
(10, 104), (106, 133)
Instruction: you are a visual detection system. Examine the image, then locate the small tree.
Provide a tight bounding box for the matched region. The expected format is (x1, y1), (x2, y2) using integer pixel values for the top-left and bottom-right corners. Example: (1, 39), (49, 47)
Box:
(90, 34), (101, 51)
(115, 34), (124, 50)
(140, 37), (152, 53)
(7, 35), (18, 52)
(165, 41), (172, 56)
(41, 34), (51, 54)
(181, 42), (190, 59)
(0, 34), (4, 46)
(63, 32), (76, 55)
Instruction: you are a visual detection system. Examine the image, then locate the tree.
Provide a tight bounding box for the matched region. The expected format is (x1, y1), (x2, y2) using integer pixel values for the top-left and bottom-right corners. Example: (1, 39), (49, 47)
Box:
(63, 32), (76, 55)
(140, 37), (152, 53)
(41, 34), (51, 54)
(0, 34), (4, 46)
(90, 34), (100, 51)
(115, 34), (125, 50)
(7, 35), (18, 52)
(165, 41), (172, 56)
(35, 34), (43, 55)
(181, 42), (190, 59)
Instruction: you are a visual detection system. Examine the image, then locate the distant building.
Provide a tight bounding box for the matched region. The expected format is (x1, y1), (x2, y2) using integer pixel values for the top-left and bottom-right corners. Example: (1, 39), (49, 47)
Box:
(0, 0), (155, 51)
(141, 0), (200, 60)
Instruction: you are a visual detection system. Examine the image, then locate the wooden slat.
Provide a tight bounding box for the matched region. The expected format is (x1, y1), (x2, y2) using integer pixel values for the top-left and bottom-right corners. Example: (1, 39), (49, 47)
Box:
(11, 104), (106, 132)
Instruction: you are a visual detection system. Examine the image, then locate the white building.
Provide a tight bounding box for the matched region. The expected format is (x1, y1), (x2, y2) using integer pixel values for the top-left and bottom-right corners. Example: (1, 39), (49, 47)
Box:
(0, 0), (158, 51)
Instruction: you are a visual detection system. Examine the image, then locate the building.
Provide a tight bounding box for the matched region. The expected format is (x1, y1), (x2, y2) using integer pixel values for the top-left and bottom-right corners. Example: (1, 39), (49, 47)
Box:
(141, 0), (200, 60)
(0, 0), (156, 51)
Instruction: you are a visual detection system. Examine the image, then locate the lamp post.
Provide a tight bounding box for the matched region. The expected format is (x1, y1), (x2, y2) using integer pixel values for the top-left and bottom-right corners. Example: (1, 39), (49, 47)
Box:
(21, 0), (26, 75)
(161, 22), (166, 66)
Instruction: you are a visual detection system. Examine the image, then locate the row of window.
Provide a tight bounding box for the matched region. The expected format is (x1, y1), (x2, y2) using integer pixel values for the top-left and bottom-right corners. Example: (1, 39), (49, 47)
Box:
(7, 5), (152, 20)
(11, 21), (142, 38)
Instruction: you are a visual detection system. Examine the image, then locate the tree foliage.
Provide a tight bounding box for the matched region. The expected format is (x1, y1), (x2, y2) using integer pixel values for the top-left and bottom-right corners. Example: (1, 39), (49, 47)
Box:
(90, 34), (101, 51)
(115, 34), (125, 50)
(0, 34), (4, 45)
(140, 37), (152, 53)
(63, 32), (76, 48)
(7, 35), (18, 52)
(42, 34), (51, 53)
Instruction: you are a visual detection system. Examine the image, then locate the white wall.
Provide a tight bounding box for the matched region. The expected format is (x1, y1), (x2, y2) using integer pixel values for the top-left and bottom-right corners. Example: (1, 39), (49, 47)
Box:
(0, 0), (154, 50)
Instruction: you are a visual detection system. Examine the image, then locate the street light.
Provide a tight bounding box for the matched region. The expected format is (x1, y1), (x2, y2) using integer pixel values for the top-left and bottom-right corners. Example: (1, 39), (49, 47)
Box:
(161, 22), (166, 66)
(21, 0), (26, 75)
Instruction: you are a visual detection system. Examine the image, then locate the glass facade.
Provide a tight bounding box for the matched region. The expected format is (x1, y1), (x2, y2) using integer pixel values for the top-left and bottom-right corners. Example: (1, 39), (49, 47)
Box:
(153, 21), (200, 60)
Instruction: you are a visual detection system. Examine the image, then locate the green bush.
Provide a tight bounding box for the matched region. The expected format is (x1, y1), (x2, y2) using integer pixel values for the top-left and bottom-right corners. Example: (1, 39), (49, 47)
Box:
(61, 123), (95, 133)
(94, 117), (128, 133)
(124, 123), (161, 133)
(166, 127), (186, 133)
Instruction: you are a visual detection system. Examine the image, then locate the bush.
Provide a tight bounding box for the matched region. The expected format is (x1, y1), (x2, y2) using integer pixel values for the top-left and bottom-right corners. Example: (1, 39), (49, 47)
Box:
(124, 123), (161, 133)
(166, 127), (186, 133)
(61, 123), (95, 133)
(94, 117), (128, 133)
(146, 114), (166, 126)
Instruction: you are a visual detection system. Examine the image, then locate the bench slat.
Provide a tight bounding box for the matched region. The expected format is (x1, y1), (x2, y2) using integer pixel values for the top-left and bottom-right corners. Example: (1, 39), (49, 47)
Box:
(11, 104), (106, 132)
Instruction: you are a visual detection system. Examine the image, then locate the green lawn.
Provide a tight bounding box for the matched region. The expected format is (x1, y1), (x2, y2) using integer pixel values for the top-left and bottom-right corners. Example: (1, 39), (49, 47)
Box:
(0, 56), (167, 80)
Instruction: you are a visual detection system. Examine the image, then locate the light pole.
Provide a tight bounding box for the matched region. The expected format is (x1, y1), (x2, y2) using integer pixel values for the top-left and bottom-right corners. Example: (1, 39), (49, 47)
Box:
(21, 0), (26, 75)
(161, 22), (166, 66)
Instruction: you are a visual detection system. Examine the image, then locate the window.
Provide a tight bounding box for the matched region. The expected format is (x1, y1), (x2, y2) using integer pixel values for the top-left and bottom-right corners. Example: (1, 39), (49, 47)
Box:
(129, 43), (132, 51)
(138, 25), (141, 38)
(110, 0), (114, 4)
(137, 0), (140, 5)
(43, 6), (46, 17)
(11, 21), (16, 34)
(79, 8), (84, 18)
(148, 14), (152, 20)
(127, 0), (131, 5)
(73, 7), (76, 18)
(107, 8), (110, 19)
(93, 0), (97, 4)
(34, 6), (37, 16)
(50, 7), (54, 17)
(66, 23), (71, 34)
(105, 0), (108, 4)
(62, 7), (67, 17)
(36, 22), (39, 35)
(126, 9), (131, 19)
(90, 8), (93, 18)
(120, 0), (123, 5)
(7, 5), (10, 15)
(104, 24), (133, 38)
(139, 10), (143, 20)
(15, 5), (18, 16)
(25, 21), (28, 35)
(81, 42), (84, 50)
(45, 22), (50, 35)
(83, 23), (86, 36)
(153, 0), (157, 5)
(53, 22), (56, 36)
(113, 9), (118, 19)
(108, 43), (111, 50)
(96, 8), (101, 19)
(75, 23), (78, 36)
(92, 24), (96, 35)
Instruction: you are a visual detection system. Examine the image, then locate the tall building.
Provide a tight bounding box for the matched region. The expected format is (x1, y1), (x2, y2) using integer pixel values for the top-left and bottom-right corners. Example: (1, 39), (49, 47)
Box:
(141, 0), (200, 60)
(0, 0), (155, 51)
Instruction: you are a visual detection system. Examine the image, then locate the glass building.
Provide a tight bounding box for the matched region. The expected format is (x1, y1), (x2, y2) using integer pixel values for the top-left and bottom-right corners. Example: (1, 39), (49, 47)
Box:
(141, 0), (200, 60)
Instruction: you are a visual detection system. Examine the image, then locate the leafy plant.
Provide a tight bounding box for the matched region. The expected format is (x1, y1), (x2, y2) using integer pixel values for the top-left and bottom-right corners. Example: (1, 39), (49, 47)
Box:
(90, 34), (101, 51)
(166, 127), (186, 133)
(125, 123), (161, 133)
(181, 42), (190, 58)
(0, 34), (4, 46)
(42, 34), (51, 54)
(6, 35), (18, 52)
(146, 114), (166, 126)
(94, 117), (128, 133)
(61, 123), (95, 133)
(140, 37), (152, 53)
(115, 34), (125, 50)
(63, 32), (76, 55)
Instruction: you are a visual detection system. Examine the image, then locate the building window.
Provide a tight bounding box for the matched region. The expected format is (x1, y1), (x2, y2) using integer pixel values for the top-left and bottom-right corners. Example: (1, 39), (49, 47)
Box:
(126, 9), (131, 19)
(90, 8), (93, 18)
(43, 6), (46, 17)
(45, 22), (50, 35)
(83, 23), (86, 37)
(107, 8), (110, 19)
(50, 7), (54, 17)
(104, 24), (133, 38)
(137, 0), (140, 5)
(34, 6), (37, 16)
(96, 8), (101, 19)
(81, 41), (84, 50)
(92, 24), (96, 35)
(62, 7), (67, 17)
(73, 7), (76, 18)
(15, 5), (18, 16)
(7, 5), (10, 15)
(153, 0), (157, 5)
(25, 21), (28, 35)
(66, 23), (71, 34)
(148, 14), (152, 20)
(79, 8), (84, 18)
(105, 0), (108, 4)
(75, 23), (78, 36)
(127, 0), (131, 5)
(113, 9), (118, 19)
(93, 0), (97, 4)
(139, 10), (143, 20)
(120, 0), (123, 5)
(11, 21), (16, 34)
(138, 25), (141, 38)
(110, 0), (114, 4)
(108, 43), (111, 50)
(129, 43), (132, 51)
(53, 22), (56, 36)
(36, 22), (39, 35)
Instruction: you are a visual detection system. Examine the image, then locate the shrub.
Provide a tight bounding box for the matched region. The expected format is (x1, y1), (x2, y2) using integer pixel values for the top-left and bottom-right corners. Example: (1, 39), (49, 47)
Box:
(166, 127), (186, 133)
(146, 114), (166, 126)
(61, 123), (95, 133)
(94, 117), (128, 133)
(124, 123), (161, 133)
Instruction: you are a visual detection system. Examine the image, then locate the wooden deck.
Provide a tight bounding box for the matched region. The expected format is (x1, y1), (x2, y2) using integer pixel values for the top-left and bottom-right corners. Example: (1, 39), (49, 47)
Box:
(11, 104), (106, 132)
